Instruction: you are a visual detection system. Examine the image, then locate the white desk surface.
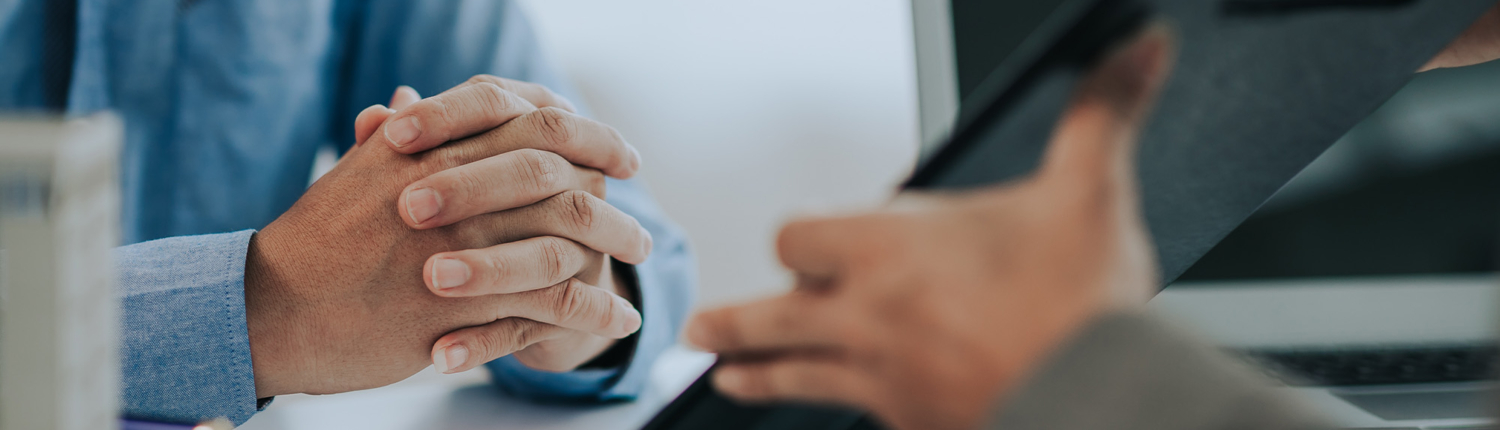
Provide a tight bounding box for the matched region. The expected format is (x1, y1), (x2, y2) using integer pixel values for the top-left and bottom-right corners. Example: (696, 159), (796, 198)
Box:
(238, 346), (714, 430)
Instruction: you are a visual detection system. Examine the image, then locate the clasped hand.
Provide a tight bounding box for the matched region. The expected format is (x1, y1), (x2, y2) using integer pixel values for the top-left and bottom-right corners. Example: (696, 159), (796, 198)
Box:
(245, 76), (648, 397)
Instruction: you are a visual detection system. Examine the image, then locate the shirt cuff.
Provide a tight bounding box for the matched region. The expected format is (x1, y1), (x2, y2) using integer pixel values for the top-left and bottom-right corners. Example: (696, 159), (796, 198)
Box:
(117, 230), (260, 425)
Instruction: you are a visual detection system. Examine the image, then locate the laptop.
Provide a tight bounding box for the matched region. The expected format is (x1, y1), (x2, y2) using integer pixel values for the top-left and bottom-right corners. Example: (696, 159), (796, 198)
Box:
(643, 0), (1496, 428)
(1148, 60), (1500, 427)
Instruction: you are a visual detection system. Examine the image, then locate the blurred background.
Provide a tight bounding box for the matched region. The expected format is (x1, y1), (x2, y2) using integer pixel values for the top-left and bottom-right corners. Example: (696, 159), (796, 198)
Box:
(1178, 60), (1500, 283)
(518, 0), (1500, 304)
(518, 0), (921, 308)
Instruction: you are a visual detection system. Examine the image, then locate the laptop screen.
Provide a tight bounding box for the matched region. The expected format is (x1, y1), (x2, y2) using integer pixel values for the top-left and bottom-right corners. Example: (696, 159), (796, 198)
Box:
(932, 0), (1500, 282)
(1176, 60), (1500, 281)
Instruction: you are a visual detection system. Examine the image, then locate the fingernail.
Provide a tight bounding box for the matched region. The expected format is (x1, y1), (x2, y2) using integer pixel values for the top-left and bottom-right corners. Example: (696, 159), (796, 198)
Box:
(434, 344), (469, 374)
(405, 187), (441, 225)
(385, 116), (422, 148)
(431, 258), (471, 290)
(629, 146), (642, 172)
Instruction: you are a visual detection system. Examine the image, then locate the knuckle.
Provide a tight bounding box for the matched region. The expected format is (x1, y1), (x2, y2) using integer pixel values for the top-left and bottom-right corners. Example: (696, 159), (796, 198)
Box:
(444, 167), (489, 208)
(487, 325), (521, 352)
(550, 280), (590, 322)
(536, 238), (572, 282)
(462, 336), (493, 361)
(555, 190), (597, 231)
(423, 140), (478, 173)
(516, 149), (566, 196)
(465, 74), (504, 87)
(470, 82), (516, 122)
(488, 319), (532, 352)
(480, 249), (511, 283)
(511, 320), (544, 348)
(530, 107), (576, 149)
(425, 96), (458, 137)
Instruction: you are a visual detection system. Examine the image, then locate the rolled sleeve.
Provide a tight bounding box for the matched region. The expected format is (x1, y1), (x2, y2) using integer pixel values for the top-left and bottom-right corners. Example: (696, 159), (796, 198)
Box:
(485, 177), (698, 401)
(117, 230), (259, 425)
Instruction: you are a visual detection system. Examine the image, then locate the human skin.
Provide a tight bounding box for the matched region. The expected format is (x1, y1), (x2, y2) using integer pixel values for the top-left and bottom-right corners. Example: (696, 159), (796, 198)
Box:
(1421, 2), (1500, 72)
(686, 4), (1500, 428)
(247, 76), (650, 397)
(355, 79), (646, 374)
(686, 26), (1176, 430)
(684, 6), (1500, 427)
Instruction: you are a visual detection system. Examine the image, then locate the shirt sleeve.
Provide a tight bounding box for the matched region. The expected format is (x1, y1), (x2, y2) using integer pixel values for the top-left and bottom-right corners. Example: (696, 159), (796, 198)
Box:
(986, 311), (1333, 430)
(117, 230), (261, 425)
(484, 177), (698, 401)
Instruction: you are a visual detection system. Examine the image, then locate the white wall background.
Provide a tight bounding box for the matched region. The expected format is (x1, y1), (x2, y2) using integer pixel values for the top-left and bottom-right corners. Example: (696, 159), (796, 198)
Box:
(519, 0), (922, 307)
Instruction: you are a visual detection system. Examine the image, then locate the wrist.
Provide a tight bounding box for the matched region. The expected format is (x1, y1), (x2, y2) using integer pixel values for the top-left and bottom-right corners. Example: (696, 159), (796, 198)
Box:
(243, 229), (313, 397)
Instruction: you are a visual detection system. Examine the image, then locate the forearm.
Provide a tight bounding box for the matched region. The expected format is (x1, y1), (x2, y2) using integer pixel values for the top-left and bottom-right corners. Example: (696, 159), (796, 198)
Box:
(987, 311), (1333, 430)
(117, 230), (261, 425)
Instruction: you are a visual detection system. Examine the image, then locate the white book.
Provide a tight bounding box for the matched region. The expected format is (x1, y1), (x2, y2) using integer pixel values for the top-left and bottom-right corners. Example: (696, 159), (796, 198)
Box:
(0, 113), (122, 430)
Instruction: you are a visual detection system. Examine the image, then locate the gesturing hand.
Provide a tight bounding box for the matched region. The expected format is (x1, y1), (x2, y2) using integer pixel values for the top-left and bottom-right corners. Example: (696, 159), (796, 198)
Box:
(1422, 2), (1500, 71)
(686, 26), (1175, 430)
(246, 76), (649, 397)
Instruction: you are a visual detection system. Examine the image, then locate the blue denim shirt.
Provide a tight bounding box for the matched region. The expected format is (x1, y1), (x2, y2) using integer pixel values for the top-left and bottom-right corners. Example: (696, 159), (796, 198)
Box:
(0, 0), (695, 425)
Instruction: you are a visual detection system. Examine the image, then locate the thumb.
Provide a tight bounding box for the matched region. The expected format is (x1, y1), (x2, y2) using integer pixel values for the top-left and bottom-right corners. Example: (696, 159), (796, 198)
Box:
(1039, 23), (1175, 187)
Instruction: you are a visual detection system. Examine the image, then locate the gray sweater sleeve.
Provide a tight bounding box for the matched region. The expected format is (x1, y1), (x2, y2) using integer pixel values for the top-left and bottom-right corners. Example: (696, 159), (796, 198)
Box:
(986, 311), (1334, 430)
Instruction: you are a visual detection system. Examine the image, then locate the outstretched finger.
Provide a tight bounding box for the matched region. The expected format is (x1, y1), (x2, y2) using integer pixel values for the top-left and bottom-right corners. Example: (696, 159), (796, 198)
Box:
(713, 358), (880, 410)
(1421, 3), (1500, 72)
(687, 291), (843, 354)
(1038, 23), (1175, 189)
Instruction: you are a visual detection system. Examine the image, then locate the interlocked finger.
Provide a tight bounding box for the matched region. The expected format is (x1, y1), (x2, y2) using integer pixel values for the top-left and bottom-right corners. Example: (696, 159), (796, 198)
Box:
(400, 148), (607, 229)
(425, 236), (598, 296)
(465, 190), (653, 265)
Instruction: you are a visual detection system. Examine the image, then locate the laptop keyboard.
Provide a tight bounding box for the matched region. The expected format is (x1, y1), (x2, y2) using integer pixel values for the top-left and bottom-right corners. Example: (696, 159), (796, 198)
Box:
(1241, 345), (1499, 386)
